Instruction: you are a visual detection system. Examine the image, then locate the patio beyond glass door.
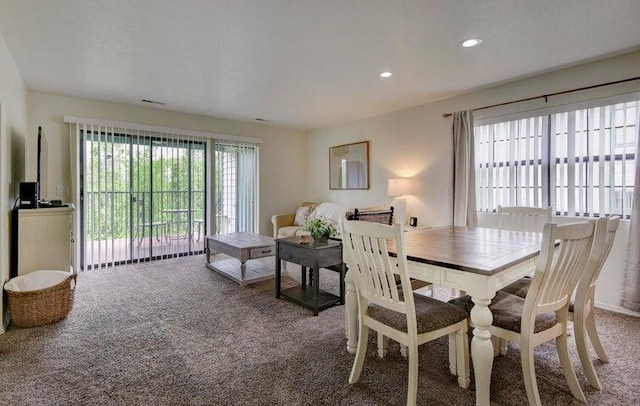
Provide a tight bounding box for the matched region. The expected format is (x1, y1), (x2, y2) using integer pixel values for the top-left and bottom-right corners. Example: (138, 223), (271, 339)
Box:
(80, 130), (206, 270)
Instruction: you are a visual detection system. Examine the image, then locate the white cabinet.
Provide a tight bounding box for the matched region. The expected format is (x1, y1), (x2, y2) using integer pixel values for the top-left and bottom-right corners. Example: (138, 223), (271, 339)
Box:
(13, 205), (75, 276)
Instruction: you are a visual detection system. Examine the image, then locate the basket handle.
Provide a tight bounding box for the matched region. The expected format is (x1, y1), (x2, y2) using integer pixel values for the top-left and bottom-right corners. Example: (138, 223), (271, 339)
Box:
(70, 273), (78, 291)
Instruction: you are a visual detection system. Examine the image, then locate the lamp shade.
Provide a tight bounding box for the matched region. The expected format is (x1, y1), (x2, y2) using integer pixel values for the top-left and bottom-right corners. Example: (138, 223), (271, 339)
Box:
(387, 178), (412, 197)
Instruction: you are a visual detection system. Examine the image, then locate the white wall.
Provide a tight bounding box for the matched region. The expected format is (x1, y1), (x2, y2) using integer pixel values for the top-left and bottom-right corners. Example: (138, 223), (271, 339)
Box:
(308, 105), (454, 226)
(0, 32), (27, 332)
(308, 50), (640, 315)
(26, 92), (308, 237)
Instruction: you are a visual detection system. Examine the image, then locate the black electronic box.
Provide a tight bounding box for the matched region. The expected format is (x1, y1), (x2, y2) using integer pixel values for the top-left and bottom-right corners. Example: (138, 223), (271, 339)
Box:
(19, 182), (39, 209)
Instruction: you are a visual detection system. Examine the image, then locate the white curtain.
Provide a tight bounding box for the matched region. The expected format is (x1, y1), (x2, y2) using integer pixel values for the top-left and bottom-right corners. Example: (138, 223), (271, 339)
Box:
(452, 110), (478, 227)
(621, 107), (640, 312)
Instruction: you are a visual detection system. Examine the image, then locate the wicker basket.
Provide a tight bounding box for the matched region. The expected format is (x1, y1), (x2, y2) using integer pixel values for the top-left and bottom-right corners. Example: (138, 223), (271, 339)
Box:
(5, 271), (77, 328)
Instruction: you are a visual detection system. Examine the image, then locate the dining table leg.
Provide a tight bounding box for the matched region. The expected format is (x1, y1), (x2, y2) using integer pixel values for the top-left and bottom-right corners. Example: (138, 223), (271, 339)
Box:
(345, 273), (358, 354)
(470, 296), (494, 406)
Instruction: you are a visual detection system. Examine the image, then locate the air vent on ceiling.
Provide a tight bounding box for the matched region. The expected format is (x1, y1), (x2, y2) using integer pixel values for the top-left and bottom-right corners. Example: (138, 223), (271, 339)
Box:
(255, 118), (269, 122)
(141, 99), (166, 105)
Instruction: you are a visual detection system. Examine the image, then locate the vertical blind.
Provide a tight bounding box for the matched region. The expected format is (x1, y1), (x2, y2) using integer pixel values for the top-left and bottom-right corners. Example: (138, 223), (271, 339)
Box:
(475, 98), (637, 218)
(552, 102), (637, 217)
(214, 141), (259, 233)
(75, 122), (207, 270)
(476, 116), (546, 211)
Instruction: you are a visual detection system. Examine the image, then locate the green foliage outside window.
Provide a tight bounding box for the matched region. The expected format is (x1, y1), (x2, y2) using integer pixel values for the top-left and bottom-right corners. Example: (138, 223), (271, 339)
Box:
(83, 132), (206, 240)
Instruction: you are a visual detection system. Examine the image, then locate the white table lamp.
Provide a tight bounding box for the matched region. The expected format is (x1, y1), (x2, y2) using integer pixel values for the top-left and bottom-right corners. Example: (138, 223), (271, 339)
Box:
(387, 178), (412, 225)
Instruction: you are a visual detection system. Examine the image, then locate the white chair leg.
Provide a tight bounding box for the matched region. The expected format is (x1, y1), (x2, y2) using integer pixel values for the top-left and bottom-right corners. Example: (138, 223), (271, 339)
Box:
(575, 313), (603, 390)
(490, 336), (508, 357)
(557, 332), (586, 402)
(407, 345), (419, 406)
(400, 344), (408, 358)
(521, 341), (542, 406)
(448, 333), (457, 375)
(586, 311), (608, 362)
(491, 336), (500, 357)
(499, 338), (508, 355)
(377, 332), (388, 358)
(456, 328), (470, 388)
(344, 305), (349, 340)
(348, 323), (369, 384)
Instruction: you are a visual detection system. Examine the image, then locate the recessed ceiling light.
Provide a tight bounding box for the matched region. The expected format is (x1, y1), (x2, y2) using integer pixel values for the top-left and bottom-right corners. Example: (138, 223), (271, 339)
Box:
(379, 71), (392, 78)
(458, 38), (483, 48)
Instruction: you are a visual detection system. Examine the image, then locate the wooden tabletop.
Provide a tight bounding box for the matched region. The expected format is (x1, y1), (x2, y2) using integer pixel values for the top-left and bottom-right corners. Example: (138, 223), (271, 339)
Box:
(388, 226), (543, 276)
(206, 232), (274, 249)
(276, 236), (342, 250)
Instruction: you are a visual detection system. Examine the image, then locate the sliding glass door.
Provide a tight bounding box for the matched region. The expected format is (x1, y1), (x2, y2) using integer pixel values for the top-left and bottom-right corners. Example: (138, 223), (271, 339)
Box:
(80, 129), (206, 270)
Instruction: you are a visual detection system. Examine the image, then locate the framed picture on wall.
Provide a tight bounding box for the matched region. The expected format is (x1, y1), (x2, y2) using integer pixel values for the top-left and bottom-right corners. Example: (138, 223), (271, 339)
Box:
(329, 141), (369, 190)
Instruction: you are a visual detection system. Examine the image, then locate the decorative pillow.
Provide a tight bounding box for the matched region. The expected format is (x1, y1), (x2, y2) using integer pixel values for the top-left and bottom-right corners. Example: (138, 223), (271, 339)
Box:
(293, 205), (315, 227)
(307, 202), (350, 223)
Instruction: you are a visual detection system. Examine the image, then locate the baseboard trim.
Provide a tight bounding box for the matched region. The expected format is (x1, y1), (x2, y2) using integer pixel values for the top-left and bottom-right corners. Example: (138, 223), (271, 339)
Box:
(595, 301), (640, 317)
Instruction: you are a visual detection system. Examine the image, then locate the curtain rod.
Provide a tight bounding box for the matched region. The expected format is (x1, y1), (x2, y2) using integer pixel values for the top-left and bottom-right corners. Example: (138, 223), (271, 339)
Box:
(64, 115), (263, 144)
(442, 76), (640, 118)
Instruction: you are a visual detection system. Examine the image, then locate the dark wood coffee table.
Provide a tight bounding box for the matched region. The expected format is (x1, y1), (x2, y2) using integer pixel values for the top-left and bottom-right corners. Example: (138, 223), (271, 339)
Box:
(275, 237), (345, 316)
(205, 232), (276, 286)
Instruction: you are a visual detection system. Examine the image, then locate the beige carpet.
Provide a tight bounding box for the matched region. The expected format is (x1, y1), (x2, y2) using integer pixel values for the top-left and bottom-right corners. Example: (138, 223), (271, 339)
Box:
(0, 254), (638, 405)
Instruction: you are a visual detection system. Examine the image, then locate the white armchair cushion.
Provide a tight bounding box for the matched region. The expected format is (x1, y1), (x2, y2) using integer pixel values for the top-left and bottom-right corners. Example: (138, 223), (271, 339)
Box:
(277, 226), (305, 238)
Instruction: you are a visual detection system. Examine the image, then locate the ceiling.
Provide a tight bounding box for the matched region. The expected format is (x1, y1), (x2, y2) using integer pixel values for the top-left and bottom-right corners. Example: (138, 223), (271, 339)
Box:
(1, 0), (640, 131)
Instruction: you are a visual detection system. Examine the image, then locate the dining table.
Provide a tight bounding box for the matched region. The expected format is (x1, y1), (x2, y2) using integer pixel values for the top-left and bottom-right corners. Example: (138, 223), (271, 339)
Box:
(344, 226), (544, 406)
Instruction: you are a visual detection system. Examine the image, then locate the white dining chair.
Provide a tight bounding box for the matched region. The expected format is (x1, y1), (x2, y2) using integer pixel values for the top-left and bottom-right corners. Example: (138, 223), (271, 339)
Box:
(350, 207), (431, 357)
(448, 205), (553, 300)
(497, 205), (552, 232)
(450, 221), (596, 405)
(341, 220), (470, 406)
(496, 205), (553, 298)
(570, 216), (619, 390)
(500, 216), (620, 390)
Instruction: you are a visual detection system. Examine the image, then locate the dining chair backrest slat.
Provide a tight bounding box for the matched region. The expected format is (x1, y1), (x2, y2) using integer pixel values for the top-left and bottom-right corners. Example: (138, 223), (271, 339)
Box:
(497, 206), (552, 233)
(525, 221), (595, 317)
(341, 220), (412, 315)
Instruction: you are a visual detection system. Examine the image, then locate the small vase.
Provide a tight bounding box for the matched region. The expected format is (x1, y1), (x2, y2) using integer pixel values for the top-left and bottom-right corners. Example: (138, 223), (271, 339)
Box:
(314, 235), (329, 243)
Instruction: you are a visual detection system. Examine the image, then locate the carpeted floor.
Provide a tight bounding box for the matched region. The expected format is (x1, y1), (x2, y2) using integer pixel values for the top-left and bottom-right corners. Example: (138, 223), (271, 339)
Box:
(1, 254), (639, 405)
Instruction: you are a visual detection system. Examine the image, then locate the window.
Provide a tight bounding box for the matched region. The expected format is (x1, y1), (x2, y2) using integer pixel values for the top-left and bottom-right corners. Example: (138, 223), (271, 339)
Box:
(475, 98), (638, 218)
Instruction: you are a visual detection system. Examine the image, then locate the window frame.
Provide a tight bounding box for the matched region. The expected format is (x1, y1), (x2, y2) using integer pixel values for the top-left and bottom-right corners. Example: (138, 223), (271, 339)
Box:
(474, 94), (639, 219)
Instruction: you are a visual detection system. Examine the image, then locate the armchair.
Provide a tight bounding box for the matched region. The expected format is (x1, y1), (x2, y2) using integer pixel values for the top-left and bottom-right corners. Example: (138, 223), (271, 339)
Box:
(271, 202), (316, 238)
(271, 202), (355, 239)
